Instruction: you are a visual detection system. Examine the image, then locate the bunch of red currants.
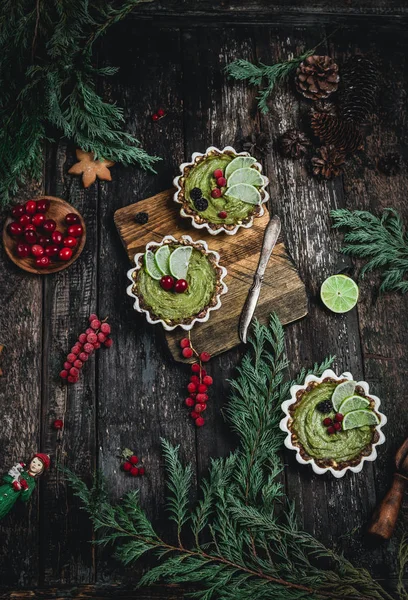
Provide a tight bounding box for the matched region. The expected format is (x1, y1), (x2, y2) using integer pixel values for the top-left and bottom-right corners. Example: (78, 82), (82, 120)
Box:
(7, 199), (84, 268)
(180, 337), (212, 427)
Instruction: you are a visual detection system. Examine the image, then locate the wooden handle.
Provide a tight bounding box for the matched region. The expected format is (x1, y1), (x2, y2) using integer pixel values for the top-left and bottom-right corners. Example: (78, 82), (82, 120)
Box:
(368, 473), (407, 540)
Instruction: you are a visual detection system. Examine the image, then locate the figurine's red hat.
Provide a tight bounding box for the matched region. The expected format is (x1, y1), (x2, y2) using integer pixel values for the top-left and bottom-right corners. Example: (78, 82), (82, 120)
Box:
(34, 453), (50, 470)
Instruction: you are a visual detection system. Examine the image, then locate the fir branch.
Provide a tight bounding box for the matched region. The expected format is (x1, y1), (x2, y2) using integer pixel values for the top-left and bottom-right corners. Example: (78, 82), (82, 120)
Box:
(331, 208), (408, 293)
(63, 315), (396, 600)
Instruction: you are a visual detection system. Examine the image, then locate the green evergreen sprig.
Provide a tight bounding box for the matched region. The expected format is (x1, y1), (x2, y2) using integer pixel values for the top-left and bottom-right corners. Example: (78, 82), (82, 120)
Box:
(0, 0), (159, 207)
(331, 208), (408, 293)
(63, 315), (401, 600)
(225, 50), (314, 114)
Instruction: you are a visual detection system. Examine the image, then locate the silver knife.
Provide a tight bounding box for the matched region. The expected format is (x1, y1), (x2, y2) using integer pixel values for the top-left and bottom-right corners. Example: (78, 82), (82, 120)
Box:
(238, 215), (281, 343)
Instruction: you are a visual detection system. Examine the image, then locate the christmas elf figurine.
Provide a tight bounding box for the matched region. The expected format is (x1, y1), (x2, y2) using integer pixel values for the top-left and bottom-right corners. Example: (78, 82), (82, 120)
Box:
(0, 453), (50, 520)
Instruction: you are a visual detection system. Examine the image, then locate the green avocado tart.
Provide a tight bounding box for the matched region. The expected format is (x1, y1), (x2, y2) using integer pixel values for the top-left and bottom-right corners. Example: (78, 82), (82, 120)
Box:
(126, 236), (228, 331)
(173, 146), (269, 235)
(280, 370), (386, 477)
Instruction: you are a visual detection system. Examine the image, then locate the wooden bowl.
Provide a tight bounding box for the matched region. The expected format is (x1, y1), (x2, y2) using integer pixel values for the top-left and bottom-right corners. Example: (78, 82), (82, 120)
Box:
(2, 196), (86, 275)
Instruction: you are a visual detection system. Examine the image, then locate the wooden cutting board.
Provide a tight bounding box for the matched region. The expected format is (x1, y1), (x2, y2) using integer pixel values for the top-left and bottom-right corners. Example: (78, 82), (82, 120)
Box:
(114, 189), (307, 362)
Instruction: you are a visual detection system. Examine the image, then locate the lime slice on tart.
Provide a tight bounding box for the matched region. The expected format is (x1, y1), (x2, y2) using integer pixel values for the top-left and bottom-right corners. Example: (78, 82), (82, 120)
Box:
(145, 250), (163, 280)
(320, 275), (359, 314)
(227, 167), (264, 187)
(169, 246), (193, 280)
(225, 156), (257, 179)
(342, 409), (379, 430)
(339, 395), (370, 414)
(226, 183), (261, 205)
(155, 245), (171, 275)
(331, 380), (356, 411)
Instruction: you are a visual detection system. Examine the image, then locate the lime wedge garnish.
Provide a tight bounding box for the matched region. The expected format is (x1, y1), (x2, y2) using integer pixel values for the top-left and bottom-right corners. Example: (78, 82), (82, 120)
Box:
(339, 395), (370, 415)
(226, 183), (261, 205)
(145, 250), (163, 280)
(169, 246), (193, 280)
(320, 275), (359, 313)
(342, 409), (379, 430)
(227, 167), (264, 187)
(331, 380), (356, 411)
(225, 156), (257, 179)
(155, 245), (171, 275)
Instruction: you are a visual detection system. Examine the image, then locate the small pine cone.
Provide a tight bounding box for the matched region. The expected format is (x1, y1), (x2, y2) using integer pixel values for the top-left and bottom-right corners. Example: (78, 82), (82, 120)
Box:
(378, 153), (401, 176)
(338, 56), (379, 123)
(296, 55), (340, 101)
(311, 112), (364, 154)
(241, 132), (271, 159)
(311, 146), (346, 179)
(279, 129), (311, 159)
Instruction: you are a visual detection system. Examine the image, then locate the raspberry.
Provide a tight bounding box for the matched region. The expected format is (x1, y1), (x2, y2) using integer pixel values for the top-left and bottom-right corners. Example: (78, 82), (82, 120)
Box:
(187, 382), (197, 393)
(182, 347), (193, 358)
(87, 333), (98, 344)
(195, 417), (205, 427)
(138, 467), (145, 476)
(333, 422), (342, 431)
(78, 333), (87, 344)
(60, 370), (68, 379)
(323, 418), (333, 427)
(101, 323), (111, 334)
(123, 462), (131, 472)
(69, 367), (79, 377)
(73, 359), (83, 369)
(190, 375), (200, 385)
(130, 467), (139, 476)
(203, 375), (213, 386)
(334, 413), (344, 422)
(79, 352), (89, 362)
(190, 411), (199, 419)
(198, 384), (207, 393)
(185, 397), (195, 407)
(67, 353), (76, 363)
(64, 361), (72, 370)
(104, 338), (113, 348)
(191, 363), (200, 373)
(91, 319), (101, 330)
(200, 352), (211, 362)
(196, 393), (208, 403)
(129, 455), (138, 465)
(89, 314), (98, 322)
(84, 343), (94, 354)
(327, 426), (335, 435)
(71, 345), (82, 355)
(180, 338), (190, 348)
(97, 332), (106, 342)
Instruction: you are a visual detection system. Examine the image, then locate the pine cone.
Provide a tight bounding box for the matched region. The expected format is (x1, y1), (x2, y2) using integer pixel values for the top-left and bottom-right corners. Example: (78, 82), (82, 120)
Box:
(311, 146), (345, 179)
(311, 112), (364, 154)
(296, 55), (340, 101)
(378, 153), (401, 176)
(241, 132), (271, 159)
(338, 56), (379, 123)
(313, 100), (337, 116)
(279, 129), (311, 159)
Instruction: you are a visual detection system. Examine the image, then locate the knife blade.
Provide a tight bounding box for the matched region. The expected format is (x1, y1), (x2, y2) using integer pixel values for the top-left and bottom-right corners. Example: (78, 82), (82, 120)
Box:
(238, 215), (281, 343)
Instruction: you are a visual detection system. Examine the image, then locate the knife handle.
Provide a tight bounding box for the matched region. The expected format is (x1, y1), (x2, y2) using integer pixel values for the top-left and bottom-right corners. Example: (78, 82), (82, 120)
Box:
(257, 216), (281, 277)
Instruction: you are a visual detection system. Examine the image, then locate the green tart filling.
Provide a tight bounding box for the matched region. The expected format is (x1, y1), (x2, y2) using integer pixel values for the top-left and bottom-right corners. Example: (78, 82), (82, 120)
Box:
(290, 380), (378, 467)
(135, 243), (218, 324)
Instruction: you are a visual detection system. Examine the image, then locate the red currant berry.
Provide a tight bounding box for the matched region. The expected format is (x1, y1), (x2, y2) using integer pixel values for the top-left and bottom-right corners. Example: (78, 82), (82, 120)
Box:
(16, 243), (31, 258)
(195, 417), (205, 427)
(65, 213), (80, 225)
(157, 108), (165, 117)
(97, 332), (106, 342)
(187, 382), (197, 393)
(334, 413), (344, 422)
(200, 368), (207, 377)
(35, 256), (50, 268)
(93, 341), (101, 350)
(190, 392), (197, 399)
(89, 313), (98, 322)
(200, 352), (211, 363)
(86, 333), (97, 344)
(130, 467), (139, 476)
(69, 367), (79, 377)
(53, 419), (63, 430)
(36, 199), (49, 213)
(213, 169), (223, 179)
(59, 247), (73, 261)
(129, 455), (138, 465)
(72, 345), (82, 354)
(152, 113), (159, 121)
(60, 370), (68, 379)
(73, 359), (83, 369)
(45, 244), (60, 257)
(86, 328), (93, 335)
(138, 467), (145, 476)
(333, 422), (342, 431)
(101, 323), (111, 334)
(91, 319), (101, 330)
(174, 279), (188, 293)
(32, 213), (46, 227)
(160, 275), (175, 291)
(323, 418), (333, 427)
(180, 338), (191, 349)
(191, 362), (200, 373)
(78, 333), (87, 344)
(216, 177), (227, 187)
(67, 224), (83, 237)
(67, 375), (76, 383)
(83, 343), (94, 354)
(42, 219), (56, 234)
(104, 338), (113, 348)
(190, 375), (200, 385)
(11, 205), (25, 219)
(25, 200), (37, 214)
(123, 462), (131, 472)
(52, 230), (63, 245)
(19, 214), (31, 226)
(211, 188), (222, 199)
(7, 222), (23, 237)
(31, 244), (44, 258)
(198, 384), (207, 393)
(196, 393), (208, 403)
(79, 352), (89, 362)
(190, 411), (199, 419)
(63, 236), (78, 249)
(63, 361), (72, 370)
(183, 347), (193, 358)
(218, 211), (228, 219)
(203, 375), (213, 386)
(185, 397), (195, 407)
(194, 403), (205, 413)
(327, 426), (335, 435)
(67, 353), (77, 363)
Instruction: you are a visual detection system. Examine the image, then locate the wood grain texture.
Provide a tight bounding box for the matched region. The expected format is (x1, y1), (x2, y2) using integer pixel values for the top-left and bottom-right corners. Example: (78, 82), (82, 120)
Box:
(115, 188), (307, 360)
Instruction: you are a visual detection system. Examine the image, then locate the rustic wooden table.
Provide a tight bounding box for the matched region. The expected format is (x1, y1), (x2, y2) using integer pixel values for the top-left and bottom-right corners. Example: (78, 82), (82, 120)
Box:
(1, 2), (407, 598)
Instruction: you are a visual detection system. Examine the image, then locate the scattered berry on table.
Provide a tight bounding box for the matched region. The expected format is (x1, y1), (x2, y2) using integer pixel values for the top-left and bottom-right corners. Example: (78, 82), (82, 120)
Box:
(190, 187), (203, 201)
(129, 455), (139, 465)
(135, 212), (149, 225)
(123, 462), (131, 472)
(152, 113), (159, 121)
(53, 419), (64, 430)
(138, 467), (145, 476)
(120, 449), (146, 478)
(157, 108), (165, 117)
(211, 188), (222, 199)
(130, 467), (139, 476)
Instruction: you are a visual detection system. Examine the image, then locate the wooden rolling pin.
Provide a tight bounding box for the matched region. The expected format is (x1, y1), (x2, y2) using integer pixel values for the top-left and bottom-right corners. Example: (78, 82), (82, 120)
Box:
(368, 437), (408, 540)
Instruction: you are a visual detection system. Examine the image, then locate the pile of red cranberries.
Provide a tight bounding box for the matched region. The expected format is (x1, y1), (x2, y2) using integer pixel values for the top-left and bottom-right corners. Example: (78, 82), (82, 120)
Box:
(6, 199), (84, 268)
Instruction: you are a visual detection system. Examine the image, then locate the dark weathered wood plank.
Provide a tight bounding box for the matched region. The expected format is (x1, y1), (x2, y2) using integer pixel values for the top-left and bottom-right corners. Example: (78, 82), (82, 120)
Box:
(0, 186), (43, 586)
